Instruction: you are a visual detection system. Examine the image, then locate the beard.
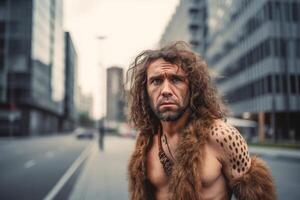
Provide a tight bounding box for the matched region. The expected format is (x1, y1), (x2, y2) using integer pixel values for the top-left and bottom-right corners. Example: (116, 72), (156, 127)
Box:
(153, 102), (188, 122)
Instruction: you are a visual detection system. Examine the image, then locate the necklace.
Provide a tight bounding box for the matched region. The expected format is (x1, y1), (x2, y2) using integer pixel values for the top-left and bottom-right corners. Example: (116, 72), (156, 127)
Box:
(162, 134), (175, 160)
(158, 128), (174, 177)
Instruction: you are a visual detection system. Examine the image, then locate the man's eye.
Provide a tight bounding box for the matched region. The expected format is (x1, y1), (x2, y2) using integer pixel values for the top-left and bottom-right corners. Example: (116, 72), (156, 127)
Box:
(152, 79), (162, 85)
(171, 77), (182, 83)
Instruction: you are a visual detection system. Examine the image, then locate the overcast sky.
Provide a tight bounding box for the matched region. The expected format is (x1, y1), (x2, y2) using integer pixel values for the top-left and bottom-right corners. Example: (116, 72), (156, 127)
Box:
(64, 0), (179, 119)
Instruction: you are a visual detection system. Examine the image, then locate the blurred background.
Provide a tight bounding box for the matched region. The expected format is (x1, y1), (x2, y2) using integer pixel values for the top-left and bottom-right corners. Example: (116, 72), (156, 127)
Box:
(0, 0), (299, 199)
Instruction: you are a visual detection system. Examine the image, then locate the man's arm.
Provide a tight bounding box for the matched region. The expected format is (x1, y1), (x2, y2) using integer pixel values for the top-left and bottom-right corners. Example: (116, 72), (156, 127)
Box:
(208, 120), (276, 200)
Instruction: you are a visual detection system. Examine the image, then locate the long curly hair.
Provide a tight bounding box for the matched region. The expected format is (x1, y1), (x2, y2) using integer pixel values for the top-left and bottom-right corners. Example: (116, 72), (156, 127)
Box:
(126, 41), (226, 135)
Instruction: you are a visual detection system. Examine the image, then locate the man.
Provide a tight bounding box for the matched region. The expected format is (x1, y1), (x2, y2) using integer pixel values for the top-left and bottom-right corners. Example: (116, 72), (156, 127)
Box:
(127, 42), (276, 200)
(98, 118), (105, 150)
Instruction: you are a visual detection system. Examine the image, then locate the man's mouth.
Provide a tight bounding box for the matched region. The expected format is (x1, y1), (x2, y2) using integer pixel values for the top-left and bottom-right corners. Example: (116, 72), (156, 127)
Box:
(159, 102), (177, 108)
(160, 101), (176, 105)
(161, 102), (174, 105)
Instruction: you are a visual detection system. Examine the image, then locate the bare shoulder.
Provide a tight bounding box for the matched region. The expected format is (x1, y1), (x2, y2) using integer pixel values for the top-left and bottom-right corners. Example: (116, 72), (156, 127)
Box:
(207, 119), (251, 178)
(207, 119), (245, 147)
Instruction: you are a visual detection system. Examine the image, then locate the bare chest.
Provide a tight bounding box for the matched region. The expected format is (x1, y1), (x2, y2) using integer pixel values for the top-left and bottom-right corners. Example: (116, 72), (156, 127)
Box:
(146, 139), (223, 191)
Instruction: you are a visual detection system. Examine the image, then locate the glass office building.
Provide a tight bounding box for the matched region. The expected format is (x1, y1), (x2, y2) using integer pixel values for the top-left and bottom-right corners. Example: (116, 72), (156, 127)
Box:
(205, 0), (300, 142)
(160, 0), (300, 142)
(0, 0), (65, 136)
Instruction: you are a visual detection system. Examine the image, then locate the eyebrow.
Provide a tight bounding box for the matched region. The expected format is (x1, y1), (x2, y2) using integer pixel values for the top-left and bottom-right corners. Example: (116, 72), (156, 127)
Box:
(148, 74), (164, 83)
(148, 73), (187, 82)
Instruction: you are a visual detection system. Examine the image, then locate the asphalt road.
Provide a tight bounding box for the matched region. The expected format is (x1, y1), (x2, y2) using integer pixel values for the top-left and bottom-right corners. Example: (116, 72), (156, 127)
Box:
(263, 156), (300, 200)
(0, 133), (94, 200)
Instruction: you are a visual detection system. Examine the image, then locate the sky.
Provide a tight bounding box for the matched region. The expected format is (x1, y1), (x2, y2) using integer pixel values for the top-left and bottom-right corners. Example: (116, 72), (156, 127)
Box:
(64, 0), (179, 119)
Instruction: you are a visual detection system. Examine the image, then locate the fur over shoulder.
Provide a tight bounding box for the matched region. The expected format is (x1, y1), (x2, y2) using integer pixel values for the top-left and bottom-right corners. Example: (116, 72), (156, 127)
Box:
(230, 156), (277, 200)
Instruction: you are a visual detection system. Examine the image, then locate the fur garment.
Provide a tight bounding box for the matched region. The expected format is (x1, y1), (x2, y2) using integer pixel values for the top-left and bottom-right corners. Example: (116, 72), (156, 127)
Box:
(128, 124), (276, 200)
(230, 156), (277, 200)
(128, 120), (208, 200)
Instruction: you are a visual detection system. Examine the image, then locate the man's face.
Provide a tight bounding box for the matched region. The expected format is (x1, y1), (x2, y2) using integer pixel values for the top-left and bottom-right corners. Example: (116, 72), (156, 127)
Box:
(146, 58), (190, 121)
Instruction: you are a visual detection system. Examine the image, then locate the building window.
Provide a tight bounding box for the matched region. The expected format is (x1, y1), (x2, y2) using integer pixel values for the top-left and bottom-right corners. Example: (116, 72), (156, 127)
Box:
(295, 39), (300, 58)
(267, 75), (272, 93)
(0, 54), (4, 69)
(267, 1), (273, 20)
(298, 75), (300, 94)
(290, 75), (296, 94)
(280, 39), (287, 57)
(275, 74), (280, 93)
(273, 38), (287, 57)
(292, 2), (299, 22)
(189, 8), (199, 19)
(0, 21), (5, 32)
(264, 39), (271, 57)
(284, 2), (291, 22)
(190, 40), (199, 48)
(282, 74), (288, 94)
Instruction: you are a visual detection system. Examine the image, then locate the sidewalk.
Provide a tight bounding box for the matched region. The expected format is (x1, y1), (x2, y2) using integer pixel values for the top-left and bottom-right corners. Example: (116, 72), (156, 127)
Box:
(68, 136), (135, 200)
(249, 146), (300, 161)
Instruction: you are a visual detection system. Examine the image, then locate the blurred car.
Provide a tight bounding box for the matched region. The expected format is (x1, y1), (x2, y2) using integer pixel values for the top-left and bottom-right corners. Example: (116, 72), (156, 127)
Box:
(75, 129), (95, 140)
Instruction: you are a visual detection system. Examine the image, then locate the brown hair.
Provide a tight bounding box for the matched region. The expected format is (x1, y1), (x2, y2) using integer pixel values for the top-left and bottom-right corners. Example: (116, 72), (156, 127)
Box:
(126, 41), (226, 135)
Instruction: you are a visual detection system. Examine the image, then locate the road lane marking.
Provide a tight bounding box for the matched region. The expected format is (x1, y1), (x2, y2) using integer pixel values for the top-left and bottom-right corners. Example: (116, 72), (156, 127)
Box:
(43, 142), (96, 200)
(24, 160), (36, 168)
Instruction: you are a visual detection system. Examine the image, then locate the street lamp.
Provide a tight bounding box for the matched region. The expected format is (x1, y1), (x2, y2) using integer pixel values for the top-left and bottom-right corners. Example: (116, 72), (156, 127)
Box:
(95, 35), (107, 121)
(97, 36), (106, 40)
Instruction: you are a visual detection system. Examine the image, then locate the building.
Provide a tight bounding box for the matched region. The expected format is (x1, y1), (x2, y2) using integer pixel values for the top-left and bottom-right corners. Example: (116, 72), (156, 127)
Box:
(0, 0), (65, 136)
(61, 32), (78, 131)
(106, 66), (125, 123)
(160, 0), (300, 142)
(205, 0), (300, 142)
(160, 0), (207, 54)
(77, 86), (93, 118)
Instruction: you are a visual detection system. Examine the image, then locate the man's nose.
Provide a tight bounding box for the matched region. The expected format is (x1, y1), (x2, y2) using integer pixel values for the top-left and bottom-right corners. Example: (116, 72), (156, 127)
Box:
(161, 81), (172, 97)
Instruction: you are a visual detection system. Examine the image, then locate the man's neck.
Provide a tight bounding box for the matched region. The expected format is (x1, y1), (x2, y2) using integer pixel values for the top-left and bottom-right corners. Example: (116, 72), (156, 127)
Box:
(160, 110), (190, 138)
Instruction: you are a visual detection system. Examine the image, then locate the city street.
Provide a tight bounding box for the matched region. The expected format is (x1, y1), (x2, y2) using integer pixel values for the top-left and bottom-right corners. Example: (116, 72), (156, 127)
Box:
(0, 133), (299, 200)
(259, 155), (300, 200)
(0, 133), (94, 200)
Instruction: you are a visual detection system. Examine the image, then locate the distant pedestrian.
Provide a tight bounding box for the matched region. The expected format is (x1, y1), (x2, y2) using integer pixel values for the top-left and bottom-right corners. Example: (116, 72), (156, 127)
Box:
(126, 41), (276, 200)
(98, 119), (105, 151)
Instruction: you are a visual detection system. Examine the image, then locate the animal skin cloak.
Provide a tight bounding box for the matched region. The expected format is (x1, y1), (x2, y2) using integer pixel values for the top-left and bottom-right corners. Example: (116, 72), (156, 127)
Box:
(128, 121), (276, 200)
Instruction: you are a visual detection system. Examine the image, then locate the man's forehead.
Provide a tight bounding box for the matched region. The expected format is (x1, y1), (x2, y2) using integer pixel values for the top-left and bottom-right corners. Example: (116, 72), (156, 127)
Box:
(147, 58), (185, 75)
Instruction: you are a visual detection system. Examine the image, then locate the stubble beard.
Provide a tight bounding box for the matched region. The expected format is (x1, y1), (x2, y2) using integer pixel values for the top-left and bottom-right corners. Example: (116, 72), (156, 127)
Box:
(153, 104), (188, 122)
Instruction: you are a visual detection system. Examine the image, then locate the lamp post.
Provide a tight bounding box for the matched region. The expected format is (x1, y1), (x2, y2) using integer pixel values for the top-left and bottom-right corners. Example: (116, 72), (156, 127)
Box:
(95, 35), (107, 120)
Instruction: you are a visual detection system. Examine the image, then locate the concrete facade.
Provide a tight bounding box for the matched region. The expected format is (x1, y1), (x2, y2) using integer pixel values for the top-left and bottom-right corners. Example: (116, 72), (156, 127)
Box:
(160, 0), (300, 142)
(0, 0), (66, 136)
(106, 66), (125, 123)
(160, 0), (207, 55)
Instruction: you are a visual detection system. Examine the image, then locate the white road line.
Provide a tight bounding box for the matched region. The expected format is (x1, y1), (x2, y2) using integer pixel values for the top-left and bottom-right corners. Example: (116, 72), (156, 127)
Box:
(43, 142), (96, 200)
(24, 160), (36, 169)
